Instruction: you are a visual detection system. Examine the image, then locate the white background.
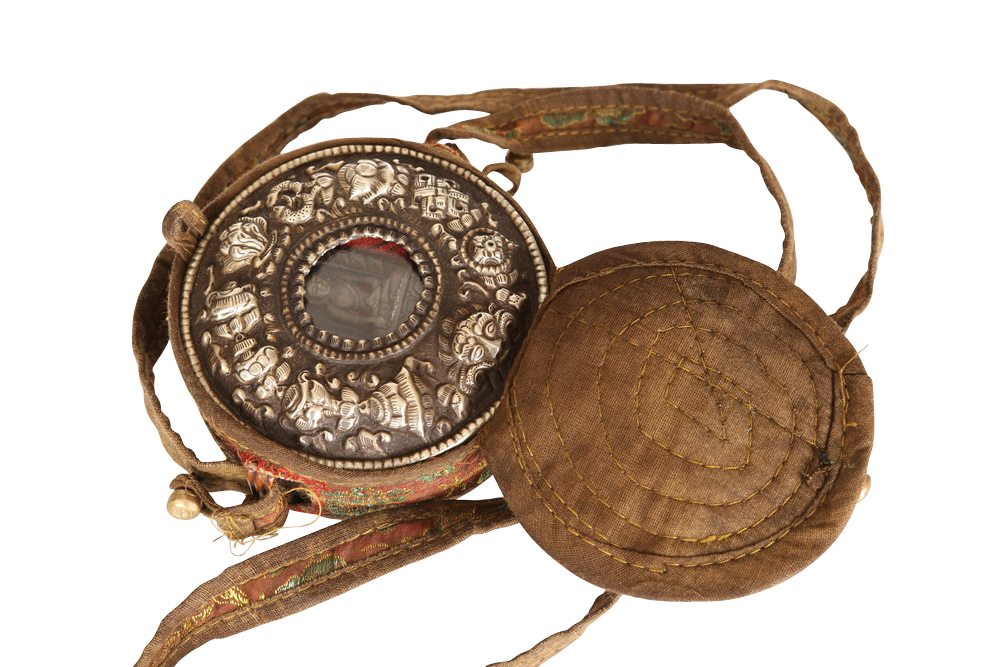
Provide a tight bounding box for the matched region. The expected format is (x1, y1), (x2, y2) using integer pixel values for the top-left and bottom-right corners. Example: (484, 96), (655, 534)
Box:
(4, 2), (996, 665)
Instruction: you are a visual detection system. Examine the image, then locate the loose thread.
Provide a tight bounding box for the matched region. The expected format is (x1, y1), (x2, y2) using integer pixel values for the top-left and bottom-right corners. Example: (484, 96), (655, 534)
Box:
(279, 485), (325, 531)
(837, 344), (869, 432)
(209, 485), (326, 557)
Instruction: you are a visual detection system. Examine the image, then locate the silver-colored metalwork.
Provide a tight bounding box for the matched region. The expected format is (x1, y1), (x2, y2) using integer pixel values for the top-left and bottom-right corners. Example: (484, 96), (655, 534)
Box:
(337, 158), (409, 204)
(199, 283), (261, 339)
(180, 143), (547, 469)
(414, 173), (470, 221)
(265, 166), (339, 224)
(461, 229), (518, 288)
(218, 217), (277, 274)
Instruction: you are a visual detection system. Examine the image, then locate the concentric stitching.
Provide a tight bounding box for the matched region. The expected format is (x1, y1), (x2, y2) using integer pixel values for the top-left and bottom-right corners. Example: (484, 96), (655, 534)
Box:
(550, 273), (823, 463)
(669, 267), (731, 446)
(541, 277), (809, 542)
(600, 316), (803, 510)
(554, 296), (822, 446)
(505, 260), (845, 567)
(555, 261), (834, 353)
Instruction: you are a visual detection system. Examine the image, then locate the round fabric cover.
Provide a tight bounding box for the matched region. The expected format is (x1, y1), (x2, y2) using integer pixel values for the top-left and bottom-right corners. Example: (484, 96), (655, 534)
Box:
(479, 241), (874, 601)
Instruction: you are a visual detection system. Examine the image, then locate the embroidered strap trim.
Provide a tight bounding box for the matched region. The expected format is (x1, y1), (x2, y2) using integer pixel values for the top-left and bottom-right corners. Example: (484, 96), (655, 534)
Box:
(427, 81), (882, 329)
(135, 499), (516, 667)
(135, 496), (618, 667)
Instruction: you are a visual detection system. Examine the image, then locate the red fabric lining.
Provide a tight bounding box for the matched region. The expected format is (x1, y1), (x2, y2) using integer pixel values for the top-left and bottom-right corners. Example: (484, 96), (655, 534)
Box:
(343, 238), (410, 259)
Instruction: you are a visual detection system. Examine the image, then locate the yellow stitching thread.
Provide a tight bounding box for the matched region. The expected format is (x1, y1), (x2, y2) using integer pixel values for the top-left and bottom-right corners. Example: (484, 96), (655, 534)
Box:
(489, 104), (721, 128)
(156, 509), (494, 666)
(553, 259), (836, 354)
(550, 270), (823, 455)
(562, 270), (819, 529)
(534, 274), (809, 543)
(550, 266), (825, 423)
(511, 385), (834, 571)
(669, 267), (731, 443)
(518, 127), (727, 142)
(592, 311), (803, 509)
(559, 310), (820, 447)
(504, 261), (847, 568)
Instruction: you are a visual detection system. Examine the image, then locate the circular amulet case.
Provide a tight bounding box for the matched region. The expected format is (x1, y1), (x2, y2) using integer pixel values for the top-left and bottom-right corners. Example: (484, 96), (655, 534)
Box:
(136, 84), (883, 667)
(167, 139), (551, 516)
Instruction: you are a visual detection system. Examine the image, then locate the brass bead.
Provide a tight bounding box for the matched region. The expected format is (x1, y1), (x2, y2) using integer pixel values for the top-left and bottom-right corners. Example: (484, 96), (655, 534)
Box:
(505, 151), (534, 173)
(167, 488), (202, 520)
(856, 474), (872, 503)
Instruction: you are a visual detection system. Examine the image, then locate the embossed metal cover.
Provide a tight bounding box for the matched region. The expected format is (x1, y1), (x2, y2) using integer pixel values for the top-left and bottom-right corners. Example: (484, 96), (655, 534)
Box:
(179, 141), (548, 470)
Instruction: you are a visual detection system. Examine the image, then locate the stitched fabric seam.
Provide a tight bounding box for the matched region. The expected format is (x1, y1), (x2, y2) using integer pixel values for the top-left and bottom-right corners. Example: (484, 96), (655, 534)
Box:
(593, 306), (807, 511)
(585, 270), (819, 531)
(552, 272), (822, 461)
(669, 267), (731, 446)
(505, 261), (844, 567)
(156, 511), (488, 666)
(510, 389), (837, 569)
(551, 268), (824, 438)
(537, 274), (809, 542)
(555, 261), (838, 353)
(515, 127), (727, 142)
(556, 305), (820, 447)
(480, 104), (724, 128)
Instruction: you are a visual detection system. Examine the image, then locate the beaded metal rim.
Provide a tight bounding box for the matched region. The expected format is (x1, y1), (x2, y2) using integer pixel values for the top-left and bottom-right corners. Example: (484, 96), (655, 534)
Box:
(282, 218), (441, 359)
(180, 141), (549, 470)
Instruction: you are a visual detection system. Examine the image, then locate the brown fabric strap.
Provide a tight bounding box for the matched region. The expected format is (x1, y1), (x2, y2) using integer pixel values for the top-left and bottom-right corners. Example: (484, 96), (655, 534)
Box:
(192, 82), (881, 328)
(136, 495), (613, 667)
(133, 245), (246, 487)
(487, 591), (621, 667)
(195, 86), (798, 282)
(195, 85), (745, 208)
(728, 80), (882, 329)
(426, 86), (795, 281)
(169, 474), (290, 542)
(135, 499), (516, 667)
(427, 81), (882, 329)
(135, 246), (295, 535)
(193, 88), (589, 209)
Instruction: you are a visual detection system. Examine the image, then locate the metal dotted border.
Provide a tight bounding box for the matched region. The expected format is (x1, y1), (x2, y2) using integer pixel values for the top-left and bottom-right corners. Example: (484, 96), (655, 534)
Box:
(281, 216), (441, 359)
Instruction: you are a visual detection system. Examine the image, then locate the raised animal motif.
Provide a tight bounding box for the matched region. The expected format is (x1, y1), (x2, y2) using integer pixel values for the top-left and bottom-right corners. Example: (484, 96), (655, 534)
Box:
(265, 168), (338, 224)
